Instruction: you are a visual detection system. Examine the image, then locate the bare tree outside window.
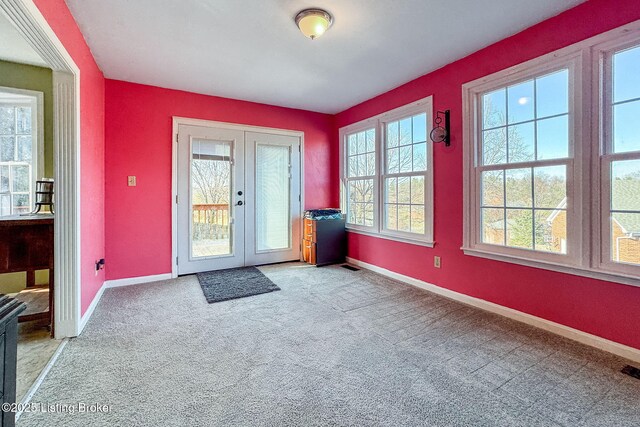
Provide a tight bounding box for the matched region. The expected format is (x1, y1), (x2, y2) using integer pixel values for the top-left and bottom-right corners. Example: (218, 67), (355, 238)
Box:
(479, 70), (569, 253)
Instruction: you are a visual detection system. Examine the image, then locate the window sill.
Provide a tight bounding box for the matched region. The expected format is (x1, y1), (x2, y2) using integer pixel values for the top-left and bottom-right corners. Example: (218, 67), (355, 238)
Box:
(346, 228), (435, 248)
(461, 246), (640, 288)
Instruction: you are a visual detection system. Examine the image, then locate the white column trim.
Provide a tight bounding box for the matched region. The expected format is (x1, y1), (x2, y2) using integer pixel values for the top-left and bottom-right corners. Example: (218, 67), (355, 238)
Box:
(1, 0), (83, 338)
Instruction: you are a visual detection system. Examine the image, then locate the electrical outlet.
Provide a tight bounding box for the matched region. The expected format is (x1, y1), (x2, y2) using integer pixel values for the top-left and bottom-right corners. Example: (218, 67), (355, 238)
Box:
(127, 176), (137, 186)
(434, 256), (441, 268)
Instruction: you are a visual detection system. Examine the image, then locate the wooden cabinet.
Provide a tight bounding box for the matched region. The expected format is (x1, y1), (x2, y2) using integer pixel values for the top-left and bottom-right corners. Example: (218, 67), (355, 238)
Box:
(0, 215), (54, 334)
(302, 217), (346, 266)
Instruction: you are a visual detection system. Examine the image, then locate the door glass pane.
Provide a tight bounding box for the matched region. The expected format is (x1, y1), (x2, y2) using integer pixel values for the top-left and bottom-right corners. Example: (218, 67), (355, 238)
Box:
(256, 144), (290, 252)
(191, 139), (231, 258)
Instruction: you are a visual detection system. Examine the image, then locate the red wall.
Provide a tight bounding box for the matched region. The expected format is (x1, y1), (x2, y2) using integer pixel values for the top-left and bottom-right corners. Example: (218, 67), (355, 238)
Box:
(335, 0), (640, 350)
(34, 0), (106, 315)
(104, 80), (336, 280)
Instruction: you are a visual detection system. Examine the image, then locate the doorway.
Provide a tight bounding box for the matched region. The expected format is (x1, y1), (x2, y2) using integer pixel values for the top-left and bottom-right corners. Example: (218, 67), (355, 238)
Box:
(1, 0), (83, 340)
(175, 121), (302, 275)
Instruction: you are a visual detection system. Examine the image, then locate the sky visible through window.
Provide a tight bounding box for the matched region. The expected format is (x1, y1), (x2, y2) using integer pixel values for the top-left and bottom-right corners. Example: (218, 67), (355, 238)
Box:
(480, 69), (570, 253)
(610, 44), (640, 266)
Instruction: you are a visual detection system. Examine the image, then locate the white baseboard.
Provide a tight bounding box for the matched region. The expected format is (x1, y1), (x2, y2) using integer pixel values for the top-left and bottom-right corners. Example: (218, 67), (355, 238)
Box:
(346, 257), (640, 364)
(78, 273), (172, 334)
(104, 273), (173, 288)
(79, 283), (106, 333)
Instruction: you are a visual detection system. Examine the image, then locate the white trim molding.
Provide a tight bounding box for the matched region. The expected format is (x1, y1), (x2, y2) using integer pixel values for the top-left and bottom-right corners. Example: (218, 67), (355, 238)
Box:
(104, 273), (173, 288)
(346, 257), (640, 364)
(0, 0), (83, 338)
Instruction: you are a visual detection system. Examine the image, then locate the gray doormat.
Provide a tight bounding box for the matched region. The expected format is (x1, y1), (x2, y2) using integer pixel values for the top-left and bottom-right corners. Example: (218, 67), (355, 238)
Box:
(196, 266), (280, 303)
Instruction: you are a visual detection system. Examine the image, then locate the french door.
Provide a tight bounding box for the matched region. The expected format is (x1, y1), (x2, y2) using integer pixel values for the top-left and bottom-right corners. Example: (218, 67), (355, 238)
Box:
(177, 124), (301, 275)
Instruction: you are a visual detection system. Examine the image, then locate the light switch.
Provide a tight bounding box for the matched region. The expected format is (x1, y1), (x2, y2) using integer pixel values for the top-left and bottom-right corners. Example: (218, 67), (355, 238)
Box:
(128, 176), (137, 186)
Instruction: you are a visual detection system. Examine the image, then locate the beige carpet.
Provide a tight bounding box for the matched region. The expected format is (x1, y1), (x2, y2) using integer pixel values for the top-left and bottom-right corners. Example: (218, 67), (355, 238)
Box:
(17, 262), (640, 426)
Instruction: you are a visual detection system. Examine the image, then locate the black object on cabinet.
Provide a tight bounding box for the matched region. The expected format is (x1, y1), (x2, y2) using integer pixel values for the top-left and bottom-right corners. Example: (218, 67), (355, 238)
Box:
(0, 295), (26, 427)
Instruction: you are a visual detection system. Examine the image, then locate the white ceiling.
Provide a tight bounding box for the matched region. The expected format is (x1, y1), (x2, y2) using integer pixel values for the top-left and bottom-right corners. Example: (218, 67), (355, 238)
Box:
(0, 11), (48, 67)
(65, 0), (585, 114)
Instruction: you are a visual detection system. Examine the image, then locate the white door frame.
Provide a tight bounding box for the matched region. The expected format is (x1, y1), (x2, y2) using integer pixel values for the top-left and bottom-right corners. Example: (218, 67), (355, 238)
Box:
(171, 116), (305, 278)
(1, 0), (82, 338)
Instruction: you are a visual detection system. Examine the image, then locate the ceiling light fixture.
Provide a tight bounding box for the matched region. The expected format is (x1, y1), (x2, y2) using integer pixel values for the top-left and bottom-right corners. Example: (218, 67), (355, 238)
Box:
(295, 8), (333, 40)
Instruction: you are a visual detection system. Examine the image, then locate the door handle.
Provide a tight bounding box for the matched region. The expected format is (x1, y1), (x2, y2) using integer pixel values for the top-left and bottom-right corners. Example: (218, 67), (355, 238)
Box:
(236, 201), (244, 206)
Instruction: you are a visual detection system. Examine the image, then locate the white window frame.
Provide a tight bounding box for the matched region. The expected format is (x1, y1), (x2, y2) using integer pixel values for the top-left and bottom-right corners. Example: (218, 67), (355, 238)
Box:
(341, 117), (379, 233)
(0, 86), (44, 216)
(594, 33), (640, 279)
(462, 20), (640, 287)
(340, 96), (434, 247)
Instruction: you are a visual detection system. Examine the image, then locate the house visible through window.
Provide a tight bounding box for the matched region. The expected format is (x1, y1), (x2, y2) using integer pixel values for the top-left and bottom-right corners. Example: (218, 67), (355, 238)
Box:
(606, 44), (640, 267)
(0, 91), (39, 216)
(463, 24), (640, 284)
(341, 97), (434, 245)
(479, 69), (570, 254)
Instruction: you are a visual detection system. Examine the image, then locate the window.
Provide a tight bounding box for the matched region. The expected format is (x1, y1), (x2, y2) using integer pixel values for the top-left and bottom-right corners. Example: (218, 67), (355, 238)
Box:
(463, 22), (640, 285)
(602, 42), (640, 271)
(383, 114), (428, 235)
(478, 68), (572, 255)
(341, 97), (433, 245)
(345, 127), (376, 227)
(0, 90), (40, 217)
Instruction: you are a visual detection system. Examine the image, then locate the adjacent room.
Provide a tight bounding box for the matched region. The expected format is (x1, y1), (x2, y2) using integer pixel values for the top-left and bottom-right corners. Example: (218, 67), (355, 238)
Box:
(0, 0), (638, 426)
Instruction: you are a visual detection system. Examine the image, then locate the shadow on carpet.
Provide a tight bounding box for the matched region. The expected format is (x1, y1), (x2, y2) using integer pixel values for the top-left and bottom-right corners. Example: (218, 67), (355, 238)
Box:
(196, 266), (280, 303)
